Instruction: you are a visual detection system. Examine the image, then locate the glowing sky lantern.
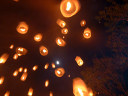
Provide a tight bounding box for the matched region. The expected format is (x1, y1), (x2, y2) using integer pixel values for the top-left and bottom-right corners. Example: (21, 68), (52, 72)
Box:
(56, 37), (66, 47)
(34, 33), (43, 42)
(73, 77), (93, 96)
(32, 65), (38, 71)
(20, 72), (28, 81)
(45, 80), (49, 87)
(13, 53), (19, 60)
(55, 68), (65, 77)
(52, 63), (56, 69)
(75, 56), (84, 66)
(80, 20), (86, 27)
(9, 44), (14, 49)
(0, 76), (4, 85)
(50, 91), (53, 96)
(61, 28), (68, 35)
(13, 70), (19, 77)
(57, 19), (66, 28)
(19, 67), (23, 72)
(28, 88), (33, 96)
(16, 47), (28, 56)
(0, 53), (9, 64)
(39, 46), (48, 56)
(83, 28), (91, 39)
(24, 68), (28, 73)
(60, 0), (81, 18)
(4, 91), (10, 96)
(17, 22), (29, 34)
(44, 63), (49, 70)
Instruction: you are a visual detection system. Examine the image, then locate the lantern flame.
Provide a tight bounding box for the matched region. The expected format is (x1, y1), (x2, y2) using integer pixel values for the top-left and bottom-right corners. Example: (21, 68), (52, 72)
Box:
(9, 44), (14, 49)
(24, 68), (27, 73)
(0, 76), (4, 85)
(13, 70), (19, 77)
(66, 2), (72, 11)
(13, 54), (18, 60)
(44, 63), (49, 69)
(33, 65), (38, 71)
(52, 63), (56, 69)
(28, 88), (33, 96)
(45, 80), (49, 87)
(19, 67), (23, 72)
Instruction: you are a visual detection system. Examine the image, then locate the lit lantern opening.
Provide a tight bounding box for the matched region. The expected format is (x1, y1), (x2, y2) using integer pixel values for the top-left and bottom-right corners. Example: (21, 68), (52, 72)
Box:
(55, 68), (65, 77)
(16, 47), (28, 56)
(32, 65), (38, 71)
(4, 91), (10, 96)
(17, 22), (29, 34)
(28, 88), (33, 96)
(56, 37), (66, 47)
(13, 54), (19, 60)
(75, 56), (84, 66)
(45, 80), (49, 87)
(20, 72), (28, 81)
(57, 19), (66, 28)
(9, 44), (14, 49)
(83, 28), (91, 39)
(19, 67), (23, 72)
(34, 33), (43, 42)
(13, 70), (19, 77)
(80, 20), (86, 27)
(61, 28), (68, 35)
(60, 0), (81, 18)
(0, 53), (9, 64)
(39, 46), (48, 56)
(0, 76), (4, 85)
(44, 63), (49, 70)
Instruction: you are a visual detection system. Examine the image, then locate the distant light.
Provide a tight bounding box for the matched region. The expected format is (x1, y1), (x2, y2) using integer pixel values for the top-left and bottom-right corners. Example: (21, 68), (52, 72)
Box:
(56, 61), (60, 65)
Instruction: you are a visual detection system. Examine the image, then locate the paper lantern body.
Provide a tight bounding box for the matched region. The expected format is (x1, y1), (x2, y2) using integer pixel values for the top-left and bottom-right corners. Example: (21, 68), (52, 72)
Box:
(55, 68), (65, 77)
(34, 33), (43, 42)
(75, 56), (84, 66)
(83, 28), (91, 39)
(56, 37), (66, 47)
(17, 22), (28, 34)
(39, 46), (48, 56)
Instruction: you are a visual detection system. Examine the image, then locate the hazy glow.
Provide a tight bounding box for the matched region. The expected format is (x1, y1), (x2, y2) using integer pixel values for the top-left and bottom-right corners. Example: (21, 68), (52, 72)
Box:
(56, 61), (60, 65)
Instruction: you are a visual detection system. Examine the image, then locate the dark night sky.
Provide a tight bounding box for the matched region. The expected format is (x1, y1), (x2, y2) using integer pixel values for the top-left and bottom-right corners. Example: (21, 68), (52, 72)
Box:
(0, 0), (109, 96)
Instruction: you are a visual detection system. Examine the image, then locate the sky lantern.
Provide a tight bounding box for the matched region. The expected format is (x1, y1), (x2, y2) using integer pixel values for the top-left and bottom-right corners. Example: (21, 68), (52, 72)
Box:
(75, 56), (84, 66)
(28, 88), (33, 96)
(55, 68), (65, 77)
(19, 67), (23, 72)
(0, 53), (9, 64)
(44, 63), (49, 70)
(50, 91), (53, 96)
(13, 53), (19, 60)
(45, 80), (49, 87)
(16, 47), (28, 56)
(56, 37), (66, 47)
(61, 28), (68, 35)
(60, 0), (81, 18)
(0, 76), (4, 85)
(17, 22), (29, 34)
(83, 28), (91, 39)
(4, 91), (10, 96)
(52, 63), (56, 69)
(34, 33), (43, 42)
(32, 65), (38, 71)
(9, 44), (14, 49)
(80, 20), (86, 27)
(57, 19), (66, 28)
(20, 72), (28, 81)
(39, 46), (48, 56)
(13, 70), (19, 77)
(24, 68), (27, 73)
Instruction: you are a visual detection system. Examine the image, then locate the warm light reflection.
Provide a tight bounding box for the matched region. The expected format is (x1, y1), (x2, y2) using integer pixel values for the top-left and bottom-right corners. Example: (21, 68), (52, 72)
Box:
(39, 46), (48, 56)
(13, 53), (18, 60)
(28, 88), (33, 96)
(33, 65), (38, 71)
(75, 56), (84, 66)
(56, 37), (66, 47)
(80, 20), (86, 27)
(44, 63), (49, 69)
(24, 68), (27, 73)
(61, 28), (68, 35)
(55, 68), (65, 77)
(52, 63), (56, 69)
(19, 67), (23, 72)
(0, 53), (9, 64)
(50, 91), (53, 96)
(45, 80), (49, 87)
(4, 91), (10, 96)
(16, 47), (28, 56)
(13, 70), (19, 77)
(20, 72), (28, 81)
(9, 44), (14, 49)
(83, 28), (91, 39)
(57, 19), (66, 28)
(60, 0), (81, 18)
(17, 22), (29, 34)
(0, 76), (4, 85)
(34, 33), (43, 42)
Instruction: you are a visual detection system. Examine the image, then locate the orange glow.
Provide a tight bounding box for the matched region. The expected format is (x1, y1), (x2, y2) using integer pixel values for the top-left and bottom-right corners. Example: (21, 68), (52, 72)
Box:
(44, 63), (49, 69)
(19, 67), (23, 72)
(60, 0), (81, 18)
(13, 70), (19, 77)
(0, 53), (9, 64)
(24, 68), (27, 73)
(55, 68), (65, 77)
(75, 56), (84, 66)
(0, 76), (4, 85)
(13, 0), (19, 2)
(9, 44), (14, 49)
(45, 80), (49, 87)
(28, 88), (33, 96)
(73, 77), (93, 96)
(16, 47), (28, 56)
(61, 28), (68, 35)
(50, 91), (53, 96)
(39, 46), (48, 56)
(83, 28), (91, 39)
(17, 22), (29, 34)
(13, 54), (18, 60)
(57, 19), (66, 28)
(20, 72), (28, 81)
(4, 91), (10, 96)
(56, 37), (66, 47)
(80, 20), (86, 27)
(33, 65), (38, 71)
(34, 33), (43, 42)
(52, 63), (56, 69)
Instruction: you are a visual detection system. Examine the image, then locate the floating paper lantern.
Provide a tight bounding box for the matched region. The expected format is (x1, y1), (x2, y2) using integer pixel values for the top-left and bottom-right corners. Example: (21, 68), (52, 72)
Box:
(55, 68), (65, 77)
(60, 0), (80, 18)
(75, 56), (84, 66)
(24, 68), (27, 73)
(68, 74), (71, 78)
(28, 88), (33, 96)
(4, 91), (10, 96)
(9, 44), (14, 49)
(13, 70), (19, 77)
(33, 65), (38, 71)
(57, 19), (66, 28)
(61, 28), (68, 35)
(50, 91), (53, 96)
(39, 46), (48, 56)
(34, 33), (43, 42)
(56, 37), (66, 47)
(0, 76), (4, 85)
(45, 80), (49, 87)
(80, 20), (86, 27)
(17, 22), (29, 34)
(20, 72), (28, 81)
(19, 67), (23, 72)
(13, 54), (18, 60)
(52, 63), (56, 69)
(44, 63), (49, 70)
(83, 28), (91, 39)
(0, 53), (9, 64)
(16, 47), (28, 56)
